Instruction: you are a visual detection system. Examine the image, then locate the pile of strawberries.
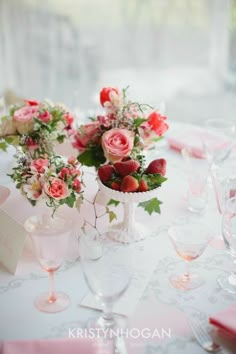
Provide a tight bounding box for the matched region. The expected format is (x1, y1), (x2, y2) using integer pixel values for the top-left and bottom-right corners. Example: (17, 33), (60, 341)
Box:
(98, 158), (166, 193)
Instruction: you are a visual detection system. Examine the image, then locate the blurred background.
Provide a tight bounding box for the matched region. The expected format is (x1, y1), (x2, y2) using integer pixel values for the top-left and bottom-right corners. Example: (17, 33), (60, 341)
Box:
(0, 0), (235, 124)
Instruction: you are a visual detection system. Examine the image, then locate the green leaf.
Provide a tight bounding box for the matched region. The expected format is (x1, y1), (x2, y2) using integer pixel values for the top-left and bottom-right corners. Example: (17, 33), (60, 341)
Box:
(105, 207), (117, 223)
(0, 141), (7, 151)
(5, 135), (20, 146)
(138, 197), (162, 215)
(61, 194), (76, 208)
(77, 147), (106, 168)
(142, 174), (167, 189)
(107, 199), (120, 207)
(133, 117), (147, 128)
(77, 149), (98, 167)
(28, 199), (37, 207)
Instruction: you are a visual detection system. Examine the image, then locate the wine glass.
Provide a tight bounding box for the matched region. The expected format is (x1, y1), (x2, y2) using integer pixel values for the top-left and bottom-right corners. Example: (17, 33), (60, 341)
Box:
(24, 213), (72, 313)
(79, 227), (133, 332)
(218, 197), (236, 294)
(203, 119), (235, 167)
(182, 147), (209, 213)
(168, 220), (212, 290)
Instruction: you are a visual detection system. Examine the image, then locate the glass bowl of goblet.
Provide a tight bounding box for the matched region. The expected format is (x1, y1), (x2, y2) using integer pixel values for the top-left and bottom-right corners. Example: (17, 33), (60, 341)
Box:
(168, 220), (212, 290)
(24, 213), (72, 313)
(79, 227), (133, 333)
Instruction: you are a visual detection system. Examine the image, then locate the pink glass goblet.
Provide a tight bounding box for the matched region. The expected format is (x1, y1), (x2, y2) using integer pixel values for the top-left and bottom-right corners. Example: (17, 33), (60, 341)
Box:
(24, 214), (72, 313)
(168, 221), (212, 290)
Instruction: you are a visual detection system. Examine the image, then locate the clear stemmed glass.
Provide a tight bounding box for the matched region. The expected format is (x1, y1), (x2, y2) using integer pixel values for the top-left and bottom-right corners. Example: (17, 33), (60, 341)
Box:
(218, 197), (236, 294)
(168, 221), (212, 290)
(203, 119), (235, 168)
(24, 213), (72, 313)
(182, 147), (209, 213)
(79, 228), (133, 332)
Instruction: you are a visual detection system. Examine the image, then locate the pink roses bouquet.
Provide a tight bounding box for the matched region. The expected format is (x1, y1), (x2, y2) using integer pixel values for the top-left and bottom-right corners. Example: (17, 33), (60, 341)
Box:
(9, 152), (82, 213)
(0, 99), (74, 155)
(73, 87), (168, 168)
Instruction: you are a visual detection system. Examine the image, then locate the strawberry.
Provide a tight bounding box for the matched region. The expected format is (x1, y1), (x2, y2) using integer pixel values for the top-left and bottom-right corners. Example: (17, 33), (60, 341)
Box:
(120, 175), (139, 192)
(98, 164), (114, 183)
(146, 158), (166, 176)
(139, 179), (149, 192)
(114, 159), (140, 176)
(111, 181), (120, 191)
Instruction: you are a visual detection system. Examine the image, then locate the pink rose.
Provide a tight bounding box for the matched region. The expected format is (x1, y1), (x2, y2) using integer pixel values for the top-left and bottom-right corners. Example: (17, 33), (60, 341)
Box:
(72, 122), (101, 152)
(64, 112), (74, 127)
(44, 177), (69, 200)
(72, 179), (82, 192)
(38, 111), (52, 123)
(13, 105), (39, 134)
(31, 158), (49, 174)
(59, 167), (70, 180)
(101, 128), (134, 163)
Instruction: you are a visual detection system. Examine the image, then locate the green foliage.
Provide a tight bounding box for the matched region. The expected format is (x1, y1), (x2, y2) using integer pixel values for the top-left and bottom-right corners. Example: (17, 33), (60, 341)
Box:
(0, 141), (7, 151)
(105, 207), (117, 223)
(138, 197), (162, 215)
(133, 117), (146, 128)
(77, 146), (106, 168)
(142, 174), (167, 189)
(107, 199), (120, 207)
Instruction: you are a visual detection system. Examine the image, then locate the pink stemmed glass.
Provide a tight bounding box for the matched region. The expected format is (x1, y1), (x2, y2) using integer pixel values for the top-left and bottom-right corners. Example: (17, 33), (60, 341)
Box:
(168, 221), (212, 290)
(24, 214), (72, 313)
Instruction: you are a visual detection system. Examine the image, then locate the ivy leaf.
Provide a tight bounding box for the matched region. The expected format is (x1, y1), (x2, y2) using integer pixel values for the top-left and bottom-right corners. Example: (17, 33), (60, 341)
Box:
(77, 150), (98, 167)
(107, 199), (120, 207)
(77, 147), (105, 168)
(106, 207), (117, 223)
(138, 197), (162, 215)
(0, 141), (8, 151)
(133, 117), (147, 128)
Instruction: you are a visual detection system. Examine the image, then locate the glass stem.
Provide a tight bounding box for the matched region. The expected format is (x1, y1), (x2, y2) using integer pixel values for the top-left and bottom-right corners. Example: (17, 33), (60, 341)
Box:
(183, 261), (190, 282)
(102, 301), (114, 327)
(48, 270), (56, 303)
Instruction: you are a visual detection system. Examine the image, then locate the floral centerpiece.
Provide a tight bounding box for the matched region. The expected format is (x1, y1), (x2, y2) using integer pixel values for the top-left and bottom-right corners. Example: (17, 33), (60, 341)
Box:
(9, 152), (82, 214)
(0, 99), (83, 214)
(0, 99), (73, 156)
(72, 86), (168, 216)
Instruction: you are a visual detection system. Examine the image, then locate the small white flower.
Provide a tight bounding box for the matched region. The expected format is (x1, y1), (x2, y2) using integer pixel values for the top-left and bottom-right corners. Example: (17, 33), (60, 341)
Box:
(23, 175), (43, 200)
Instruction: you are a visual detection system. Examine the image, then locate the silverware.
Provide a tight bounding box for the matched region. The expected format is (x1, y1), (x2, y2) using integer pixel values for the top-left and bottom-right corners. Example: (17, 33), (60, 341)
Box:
(188, 317), (221, 352)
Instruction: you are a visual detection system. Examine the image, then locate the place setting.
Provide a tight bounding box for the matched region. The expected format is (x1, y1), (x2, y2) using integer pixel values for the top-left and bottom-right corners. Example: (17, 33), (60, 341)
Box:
(0, 86), (236, 354)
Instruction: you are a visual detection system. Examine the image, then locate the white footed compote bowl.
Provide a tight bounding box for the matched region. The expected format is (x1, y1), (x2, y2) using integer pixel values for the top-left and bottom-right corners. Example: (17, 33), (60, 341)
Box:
(97, 178), (160, 243)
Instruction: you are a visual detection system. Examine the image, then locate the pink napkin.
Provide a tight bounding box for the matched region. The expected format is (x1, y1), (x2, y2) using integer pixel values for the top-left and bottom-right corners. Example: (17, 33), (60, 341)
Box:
(209, 304), (236, 340)
(1, 338), (112, 354)
(166, 129), (205, 158)
(167, 128), (235, 158)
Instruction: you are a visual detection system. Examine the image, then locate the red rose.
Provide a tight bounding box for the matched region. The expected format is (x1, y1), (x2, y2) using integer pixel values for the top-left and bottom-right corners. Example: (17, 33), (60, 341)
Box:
(100, 87), (119, 107)
(147, 111), (168, 136)
(24, 99), (39, 106)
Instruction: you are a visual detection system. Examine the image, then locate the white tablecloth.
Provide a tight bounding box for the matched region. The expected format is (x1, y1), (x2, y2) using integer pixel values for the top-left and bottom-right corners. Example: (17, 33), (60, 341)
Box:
(0, 132), (236, 354)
